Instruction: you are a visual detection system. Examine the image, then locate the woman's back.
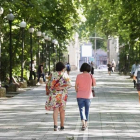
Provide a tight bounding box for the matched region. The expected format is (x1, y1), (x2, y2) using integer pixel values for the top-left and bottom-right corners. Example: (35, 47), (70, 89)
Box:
(76, 73), (94, 99)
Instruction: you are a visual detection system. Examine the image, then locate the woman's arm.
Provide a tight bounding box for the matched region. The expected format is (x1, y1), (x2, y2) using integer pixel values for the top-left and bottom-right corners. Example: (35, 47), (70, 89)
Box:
(133, 71), (137, 81)
(92, 76), (96, 87)
(41, 66), (43, 73)
(75, 75), (79, 92)
(133, 76), (136, 81)
(45, 75), (52, 95)
(75, 83), (78, 92)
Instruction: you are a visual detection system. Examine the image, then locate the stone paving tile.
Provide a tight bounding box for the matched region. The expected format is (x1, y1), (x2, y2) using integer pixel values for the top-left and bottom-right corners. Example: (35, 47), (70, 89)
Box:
(0, 71), (140, 139)
(118, 138), (134, 140)
(88, 138), (103, 140)
(134, 138), (140, 140)
(103, 137), (118, 140)
(12, 137), (42, 140)
(0, 138), (12, 140)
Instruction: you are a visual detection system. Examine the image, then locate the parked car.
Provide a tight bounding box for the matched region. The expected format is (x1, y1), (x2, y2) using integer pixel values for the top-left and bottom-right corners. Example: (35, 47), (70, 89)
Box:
(97, 65), (108, 71)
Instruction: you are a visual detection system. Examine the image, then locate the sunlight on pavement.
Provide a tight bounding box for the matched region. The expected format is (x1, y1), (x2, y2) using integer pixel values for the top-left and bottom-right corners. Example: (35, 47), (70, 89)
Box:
(0, 71), (140, 139)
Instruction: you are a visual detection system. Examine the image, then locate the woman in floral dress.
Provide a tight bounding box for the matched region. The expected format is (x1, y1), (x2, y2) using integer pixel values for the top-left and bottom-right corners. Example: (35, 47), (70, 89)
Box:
(45, 62), (71, 131)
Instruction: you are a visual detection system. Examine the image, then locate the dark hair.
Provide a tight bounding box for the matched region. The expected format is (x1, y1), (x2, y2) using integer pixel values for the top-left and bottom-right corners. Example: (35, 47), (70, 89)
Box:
(136, 60), (139, 64)
(80, 63), (91, 72)
(56, 62), (65, 71)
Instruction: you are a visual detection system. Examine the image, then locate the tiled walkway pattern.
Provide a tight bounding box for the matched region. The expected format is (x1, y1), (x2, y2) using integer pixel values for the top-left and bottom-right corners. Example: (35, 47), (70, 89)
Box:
(0, 70), (139, 140)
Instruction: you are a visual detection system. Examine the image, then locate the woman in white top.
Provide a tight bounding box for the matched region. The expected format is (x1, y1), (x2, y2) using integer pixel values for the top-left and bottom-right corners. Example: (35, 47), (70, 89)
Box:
(133, 65), (140, 103)
(90, 61), (94, 75)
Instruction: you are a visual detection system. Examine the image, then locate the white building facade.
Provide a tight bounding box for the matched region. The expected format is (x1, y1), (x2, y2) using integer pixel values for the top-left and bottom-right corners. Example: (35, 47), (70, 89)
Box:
(65, 34), (119, 71)
(107, 36), (119, 69)
(66, 33), (80, 70)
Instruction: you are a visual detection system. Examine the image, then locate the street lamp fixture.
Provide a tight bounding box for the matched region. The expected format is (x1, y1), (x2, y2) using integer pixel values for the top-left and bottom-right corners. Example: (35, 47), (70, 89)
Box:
(29, 27), (34, 34)
(0, 7), (4, 15)
(19, 20), (26, 28)
(126, 54), (129, 60)
(7, 12), (14, 84)
(37, 31), (41, 37)
(36, 31), (42, 66)
(44, 35), (49, 41)
(0, 7), (4, 87)
(28, 27), (34, 80)
(44, 36), (51, 75)
(42, 32), (45, 38)
(126, 53), (129, 73)
(52, 39), (58, 45)
(19, 20), (26, 82)
(48, 37), (51, 41)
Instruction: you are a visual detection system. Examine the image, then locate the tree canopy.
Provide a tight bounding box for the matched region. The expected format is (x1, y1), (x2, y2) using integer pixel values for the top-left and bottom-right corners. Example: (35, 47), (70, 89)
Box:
(0, 0), (83, 80)
(1, 0), (140, 80)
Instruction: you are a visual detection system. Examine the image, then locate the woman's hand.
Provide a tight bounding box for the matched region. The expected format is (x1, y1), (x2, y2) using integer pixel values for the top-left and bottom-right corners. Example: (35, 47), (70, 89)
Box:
(75, 84), (78, 92)
(46, 91), (50, 95)
(55, 86), (65, 90)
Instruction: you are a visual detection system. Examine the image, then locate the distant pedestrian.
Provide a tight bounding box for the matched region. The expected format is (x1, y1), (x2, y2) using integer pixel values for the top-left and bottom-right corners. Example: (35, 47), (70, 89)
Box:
(66, 62), (71, 75)
(131, 61), (138, 88)
(131, 61), (137, 76)
(90, 61), (94, 75)
(37, 62), (46, 84)
(133, 64), (140, 103)
(111, 59), (116, 72)
(29, 60), (36, 80)
(107, 62), (112, 75)
(45, 62), (72, 131)
(75, 63), (96, 131)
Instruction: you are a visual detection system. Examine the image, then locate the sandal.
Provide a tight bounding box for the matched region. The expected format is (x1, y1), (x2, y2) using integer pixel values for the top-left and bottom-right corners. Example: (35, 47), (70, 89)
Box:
(60, 126), (65, 131)
(81, 126), (86, 131)
(54, 125), (58, 131)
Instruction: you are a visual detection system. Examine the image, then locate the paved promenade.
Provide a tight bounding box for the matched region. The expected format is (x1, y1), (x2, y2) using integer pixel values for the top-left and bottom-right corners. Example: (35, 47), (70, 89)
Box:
(0, 70), (140, 140)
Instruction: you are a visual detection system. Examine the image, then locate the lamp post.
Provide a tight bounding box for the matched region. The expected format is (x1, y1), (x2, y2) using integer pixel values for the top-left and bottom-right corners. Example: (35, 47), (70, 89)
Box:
(36, 31), (41, 66)
(48, 37), (51, 74)
(68, 53), (69, 63)
(52, 39), (58, 71)
(29, 27), (34, 80)
(107, 37), (112, 63)
(19, 20), (26, 82)
(41, 39), (45, 63)
(44, 36), (51, 75)
(0, 7), (3, 87)
(41, 33), (45, 63)
(126, 53), (129, 73)
(7, 12), (14, 84)
(44, 35), (48, 68)
(58, 44), (61, 62)
(89, 36), (103, 68)
(52, 39), (58, 49)
(67, 44), (69, 63)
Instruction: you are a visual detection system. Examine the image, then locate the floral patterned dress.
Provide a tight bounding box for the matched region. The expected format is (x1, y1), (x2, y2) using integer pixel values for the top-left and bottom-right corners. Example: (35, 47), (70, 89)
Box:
(45, 71), (71, 111)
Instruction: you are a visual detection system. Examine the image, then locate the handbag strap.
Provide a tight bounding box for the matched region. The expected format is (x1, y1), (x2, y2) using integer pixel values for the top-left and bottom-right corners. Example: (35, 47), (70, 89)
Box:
(53, 75), (63, 88)
(90, 74), (93, 86)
